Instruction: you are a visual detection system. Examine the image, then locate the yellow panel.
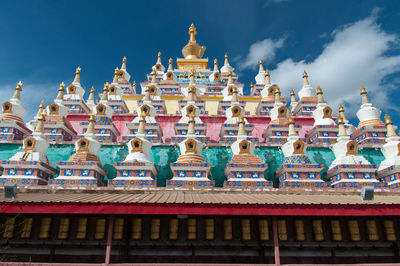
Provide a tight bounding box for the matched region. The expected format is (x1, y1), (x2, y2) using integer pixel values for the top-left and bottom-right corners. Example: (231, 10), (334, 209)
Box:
(39, 217), (52, 239)
(331, 220), (342, 241)
(187, 218), (197, 240)
(169, 218), (179, 240)
(313, 219), (324, 241)
(3, 217), (15, 238)
(76, 218), (87, 240)
(58, 218), (70, 240)
(278, 219), (287, 241)
(244, 101), (259, 116)
(366, 220), (378, 241)
(348, 220), (360, 241)
(383, 220), (397, 241)
(95, 218), (106, 240)
(205, 99), (220, 115)
(224, 219), (233, 240)
(113, 218), (124, 240)
(132, 218), (143, 240)
(124, 99), (138, 113)
(295, 220), (305, 241)
(259, 219), (269, 241)
(165, 99), (180, 115)
(20, 217), (33, 239)
(241, 219), (251, 241)
(205, 218), (215, 240)
(150, 218), (160, 240)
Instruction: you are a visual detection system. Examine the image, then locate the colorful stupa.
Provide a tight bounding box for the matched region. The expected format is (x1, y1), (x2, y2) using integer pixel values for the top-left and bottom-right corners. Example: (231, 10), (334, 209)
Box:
(1, 23), (400, 265)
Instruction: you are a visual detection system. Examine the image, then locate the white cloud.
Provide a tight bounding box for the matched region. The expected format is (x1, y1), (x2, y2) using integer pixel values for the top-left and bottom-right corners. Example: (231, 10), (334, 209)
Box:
(237, 38), (285, 70)
(270, 14), (400, 118)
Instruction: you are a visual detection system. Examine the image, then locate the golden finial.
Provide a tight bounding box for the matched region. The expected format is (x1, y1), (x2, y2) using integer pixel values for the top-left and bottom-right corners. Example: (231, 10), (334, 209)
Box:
(360, 85), (369, 104)
(274, 87), (281, 104)
(187, 113), (196, 135)
(288, 115), (297, 137)
(182, 23), (206, 59)
(133, 81), (136, 88)
(250, 82), (253, 89)
(73, 67), (81, 84)
(339, 104), (347, 121)
(258, 59), (264, 72)
(156, 52), (162, 64)
(316, 86), (324, 103)
(86, 114), (96, 135)
(167, 58), (173, 72)
(227, 70), (233, 85)
(121, 56), (127, 70)
(384, 114), (397, 137)
(224, 53), (229, 65)
(88, 87), (95, 102)
(36, 100), (45, 118)
(113, 68), (119, 83)
(151, 70), (157, 83)
(290, 89), (296, 102)
(231, 86), (239, 103)
(302, 70), (309, 86)
(56, 82), (65, 101)
(101, 83), (109, 101)
(189, 23), (197, 43)
(137, 113), (147, 135)
(237, 115), (246, 136)
(34, 111), (46, 134)
(213, 58), (218, 72)
(12, 81), (23, 100)
(265, 69), (271, 84)
(337, 116), (347, 137)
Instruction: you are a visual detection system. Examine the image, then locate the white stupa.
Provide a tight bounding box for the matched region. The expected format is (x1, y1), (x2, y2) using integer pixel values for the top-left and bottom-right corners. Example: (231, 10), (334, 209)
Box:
(162, 58), (177, 81)
(356, 86), (384, 128)
(312, 86), (335, 126)
(254, 60), (266, 85)
(151, 51), (165, 74)
(220, 53), (234, 74)
(209, 59), (221, 82)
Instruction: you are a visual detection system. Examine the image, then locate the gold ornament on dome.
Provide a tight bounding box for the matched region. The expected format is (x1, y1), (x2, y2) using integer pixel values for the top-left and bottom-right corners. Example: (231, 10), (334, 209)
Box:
(182, 24), (206, 59)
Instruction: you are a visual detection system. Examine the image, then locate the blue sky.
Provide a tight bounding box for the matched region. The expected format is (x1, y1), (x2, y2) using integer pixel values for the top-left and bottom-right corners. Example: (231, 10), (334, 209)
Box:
(0, 0), (399, 125)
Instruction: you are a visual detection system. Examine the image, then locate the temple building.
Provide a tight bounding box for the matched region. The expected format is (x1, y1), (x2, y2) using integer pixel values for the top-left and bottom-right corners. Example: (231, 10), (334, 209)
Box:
(1, 23), (400, 265)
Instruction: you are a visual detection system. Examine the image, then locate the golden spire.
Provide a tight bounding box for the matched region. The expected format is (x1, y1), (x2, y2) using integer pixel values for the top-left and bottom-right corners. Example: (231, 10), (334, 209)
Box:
(156, 52), (162, 65)
(188, 86), (196, 102)
(133, 81), (136, 89)
(86, 114), (96, 135)
(227, 70), (233, 85)
(288, 115), (297, 137)
(231, 86), (239, 103)
(101, 83), (109, 101)
(259, 60), (264, 72)
(182, 23), (206, 59)
(113, 68), (119, 84)
(290, 89), (296, 103)
(187, 113), (196, 135)
(337, 116), (347, 137)
(265, 69), (271, 85)
(121, 56), (127, 70)
(88, 87), (95, 102)
(360, 85), (369, 104)
(167, 58), (173, 72)
(73, 67), (81, 84)
(237, 115), (246, 136)
(137, 113), (146, 135)
(316, 86), (324, 103)
(339, 104), (347, 121)
(213, 59), (218, 72)
(56, 82), (65, 101)
(384, 114), (397, 137)
(36, 100), (45, 118)
(302, 70), (309, 86)
(151, 70), (157, 83)
(274, 87), (281, 104)
(12, 81), (23, 100)
(224, 53), (229, 65)
(34, 111), (46, 134)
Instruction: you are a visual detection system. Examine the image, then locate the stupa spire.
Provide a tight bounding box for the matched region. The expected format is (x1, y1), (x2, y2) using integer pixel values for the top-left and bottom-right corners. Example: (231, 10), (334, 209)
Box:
(274, 87), (281, 104)
(137, 113), (146, 135)
(337, 117), (347, 137)
(101, 83), (109, 101)
(339, 104), (347, 122)
(156, 52), (162, 65)
(34, 112), (46, 134)
(213, 59), (218, 72)
(303, 70), (309, 86)
(360, 85), (369, 105)
(73, 67), (81, 84)
(121, 56), (127, 70)
(88, 87), (95, 102)
(288, 115), (297, 137)
(187, 113), (196, 135)
(112, 68), (119, 84)
(290, 89), (296, 103)
(56, 82), (65, 101)
(227, 70), (233, 85)
(188, 86), (196, 102)
(265, 70), (271, 85)
(237, 115), (246, 136)
(258, 60), (264, 72)
(12, 81), (23, 100)
(316, 86), (325, 104)
(231, 86), (239, 103)
(385, 114), (397, 137)
(224, 53), (229, 65)
(151, 70), (157, 83)
(36, 100), (45, 118)
(167, 58), (173, 72)
(86, 114), (96, 135)
(144, 86), (152, 102)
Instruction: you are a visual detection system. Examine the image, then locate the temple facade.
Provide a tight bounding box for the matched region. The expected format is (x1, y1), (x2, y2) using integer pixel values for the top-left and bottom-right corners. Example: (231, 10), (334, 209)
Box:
(0, 24), (400, 265)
